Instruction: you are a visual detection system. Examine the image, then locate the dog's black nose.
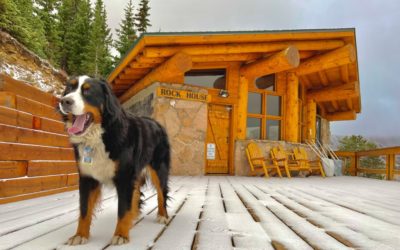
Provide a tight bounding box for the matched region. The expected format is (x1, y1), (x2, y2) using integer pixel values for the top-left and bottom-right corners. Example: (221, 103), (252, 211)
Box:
(61, 97), (74, 108)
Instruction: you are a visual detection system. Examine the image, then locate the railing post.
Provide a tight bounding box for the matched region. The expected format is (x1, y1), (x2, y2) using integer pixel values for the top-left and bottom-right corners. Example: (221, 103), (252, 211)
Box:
(388, 154), (395, 180)
(351, 152), (357, 176)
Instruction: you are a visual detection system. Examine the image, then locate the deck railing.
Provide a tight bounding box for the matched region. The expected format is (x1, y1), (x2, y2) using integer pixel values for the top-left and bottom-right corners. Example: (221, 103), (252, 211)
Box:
(335, 147), (400, 180)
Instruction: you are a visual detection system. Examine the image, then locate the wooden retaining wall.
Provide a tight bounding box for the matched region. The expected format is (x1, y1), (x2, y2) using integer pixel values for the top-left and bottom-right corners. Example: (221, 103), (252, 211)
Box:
(0, 74), (78, 204)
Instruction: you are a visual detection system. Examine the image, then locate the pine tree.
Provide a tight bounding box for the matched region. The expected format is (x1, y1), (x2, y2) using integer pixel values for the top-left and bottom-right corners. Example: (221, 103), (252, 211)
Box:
(58, 0), (92, 74)
(114, 0), (137, 61)
(1, 0), (47, 57)
(83, 0), (113, 77)
(0, 0), (28, 41)
(134, 0), (151, 34)
(35, 0), (63, 66)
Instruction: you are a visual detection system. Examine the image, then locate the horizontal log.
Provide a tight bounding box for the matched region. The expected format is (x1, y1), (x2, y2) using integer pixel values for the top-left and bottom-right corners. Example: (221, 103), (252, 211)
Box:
(16, 95), (61, 120)
(0, 74), (57, 106)
(357, 168), (386, 175)
(0, 142), (75, 161)
(295, 44), (356, 75)
(134, 51), (314, 67)
(129, 62), (158, 68)
(335, 151), (356, 157)
(240, 46), (300, 78)
(0, 161), (27, 179)
(28, 160), (77, 176)
(0, 106), (33, 129)
(0, 124), (71, 147)
(0, 175), (68, 197)
(124, 68), (151, 75)
(67, 174), (79, 186)
(307, 81), (359, 102)
(326, 110), (356, 121)
(40, 117), (66, 134)
(143, 40), (345, 58)
(113, 79), (137, 85)
(0, 92), (61, 120)
(0, 105), (65, 134)
(118, 74), (144, 80)
(135, 55), (165, 64)
(120, 52), (192, 103)
(143, 30), (355, 46)
(0, 185), (78, 205)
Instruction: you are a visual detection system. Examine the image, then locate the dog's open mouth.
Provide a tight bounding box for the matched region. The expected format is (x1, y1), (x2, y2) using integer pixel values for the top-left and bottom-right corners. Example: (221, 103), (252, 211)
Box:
(67, 113), (94, 135)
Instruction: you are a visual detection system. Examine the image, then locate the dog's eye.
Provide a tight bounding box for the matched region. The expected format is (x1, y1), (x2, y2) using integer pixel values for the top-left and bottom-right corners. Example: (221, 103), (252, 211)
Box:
(82, 83), (90, 95)
(82, 88), (90, 95)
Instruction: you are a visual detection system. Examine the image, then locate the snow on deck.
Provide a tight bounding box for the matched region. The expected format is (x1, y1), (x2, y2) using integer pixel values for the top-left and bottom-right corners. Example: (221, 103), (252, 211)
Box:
(0, 176), (399, 250)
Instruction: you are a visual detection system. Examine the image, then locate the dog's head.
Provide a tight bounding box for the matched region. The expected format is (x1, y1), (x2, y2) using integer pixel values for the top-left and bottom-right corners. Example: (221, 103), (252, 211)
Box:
(59, 75), (121, 136)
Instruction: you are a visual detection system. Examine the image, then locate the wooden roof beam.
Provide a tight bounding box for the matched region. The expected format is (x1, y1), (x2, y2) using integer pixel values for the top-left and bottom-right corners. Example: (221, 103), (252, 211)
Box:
(124, 68), (151, 75)
(294, 44), (356, 76)
(240, 46), (300, 78)
(307, 81), (359, 102)
(135, 55), (165, 64)
(119, 52), (192, 103)
(143, 40), (345, 58)
(326, 110), (356, 121)
(340, 64), (349, 82)
(129, 62), (158, 69)
(317, 71), (329, 86)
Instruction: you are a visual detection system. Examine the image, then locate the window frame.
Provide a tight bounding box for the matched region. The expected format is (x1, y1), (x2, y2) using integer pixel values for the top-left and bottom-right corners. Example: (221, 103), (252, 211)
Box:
(246, 86), (284, 140)
(184, 68), (227, 90)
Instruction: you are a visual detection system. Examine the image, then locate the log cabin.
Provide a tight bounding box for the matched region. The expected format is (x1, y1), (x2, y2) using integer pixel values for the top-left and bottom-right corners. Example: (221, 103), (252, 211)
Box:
(108, 29), (361, 176)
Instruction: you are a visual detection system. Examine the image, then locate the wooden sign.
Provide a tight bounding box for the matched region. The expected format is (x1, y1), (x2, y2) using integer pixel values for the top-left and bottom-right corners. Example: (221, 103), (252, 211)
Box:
(157, 87), (210, 102)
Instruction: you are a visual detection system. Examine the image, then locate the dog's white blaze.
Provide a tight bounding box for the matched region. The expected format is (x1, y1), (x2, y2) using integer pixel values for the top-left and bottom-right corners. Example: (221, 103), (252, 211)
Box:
(63, 75), (89, 115)
(70, 124), (116, 184)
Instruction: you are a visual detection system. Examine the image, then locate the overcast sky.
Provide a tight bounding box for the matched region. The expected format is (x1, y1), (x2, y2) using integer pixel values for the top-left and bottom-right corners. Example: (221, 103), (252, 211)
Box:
(105, 0), (400, 138)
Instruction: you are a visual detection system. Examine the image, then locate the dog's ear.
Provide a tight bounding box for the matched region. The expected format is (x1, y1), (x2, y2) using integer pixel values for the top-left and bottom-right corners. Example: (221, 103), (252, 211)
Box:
(100, 79), (123, 123)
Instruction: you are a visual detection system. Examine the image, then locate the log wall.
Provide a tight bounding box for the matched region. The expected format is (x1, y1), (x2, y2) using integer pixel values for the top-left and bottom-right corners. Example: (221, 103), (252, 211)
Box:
(0, 74), (77, 204)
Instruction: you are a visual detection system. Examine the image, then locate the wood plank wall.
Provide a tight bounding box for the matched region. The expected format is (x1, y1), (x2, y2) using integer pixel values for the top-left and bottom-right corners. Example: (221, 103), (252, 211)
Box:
(0, 74), (78, 204)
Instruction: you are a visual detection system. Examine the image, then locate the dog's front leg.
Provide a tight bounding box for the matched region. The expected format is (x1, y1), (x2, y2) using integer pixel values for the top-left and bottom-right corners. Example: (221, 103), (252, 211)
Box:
(68, 176), (101, 245)
(111, 177), (142, 245)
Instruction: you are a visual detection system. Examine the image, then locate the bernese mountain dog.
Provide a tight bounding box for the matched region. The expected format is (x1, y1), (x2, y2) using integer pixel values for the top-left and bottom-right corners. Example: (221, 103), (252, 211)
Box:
(58, 76), (170, 245)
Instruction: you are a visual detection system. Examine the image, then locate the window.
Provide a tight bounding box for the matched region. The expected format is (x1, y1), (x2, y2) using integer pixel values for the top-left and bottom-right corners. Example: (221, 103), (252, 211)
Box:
(184, 69), (226, 89)
(246, 91), (283, 140)
(247, 92), (262, 114)
(255, 74), (275, 90)
(246, 118), (261, 139)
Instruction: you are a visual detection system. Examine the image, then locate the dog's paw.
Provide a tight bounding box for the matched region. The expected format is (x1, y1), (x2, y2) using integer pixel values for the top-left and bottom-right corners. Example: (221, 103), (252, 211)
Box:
(111, 235), (129, 245)
(156, 215), (169, 224)
(67, 235), (88, 245)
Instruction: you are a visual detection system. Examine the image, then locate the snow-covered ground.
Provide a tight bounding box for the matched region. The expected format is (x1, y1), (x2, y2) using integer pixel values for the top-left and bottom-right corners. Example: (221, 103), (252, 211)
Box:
(0, 176), (399, 250)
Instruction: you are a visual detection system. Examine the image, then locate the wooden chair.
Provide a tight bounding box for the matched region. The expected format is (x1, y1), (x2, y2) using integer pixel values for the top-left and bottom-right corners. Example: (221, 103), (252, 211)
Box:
(270, 146), (311, 178)
(293, 147), (326, 177)
(246, 143), (282, 178)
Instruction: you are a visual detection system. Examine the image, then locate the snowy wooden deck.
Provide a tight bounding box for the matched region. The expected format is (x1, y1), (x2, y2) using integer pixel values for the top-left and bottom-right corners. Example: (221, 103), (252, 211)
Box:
(0, 176), (399, 250)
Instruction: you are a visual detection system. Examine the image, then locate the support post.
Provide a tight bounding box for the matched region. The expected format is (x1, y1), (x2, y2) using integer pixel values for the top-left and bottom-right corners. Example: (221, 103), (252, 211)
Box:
(306, 99), (317, 142)
(237, 76), (250, 139)
(285, 72), (299, 142)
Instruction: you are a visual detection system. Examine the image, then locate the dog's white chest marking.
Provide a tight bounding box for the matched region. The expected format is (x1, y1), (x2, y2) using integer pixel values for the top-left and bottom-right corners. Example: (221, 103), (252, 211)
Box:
(70, 124), (116, 184)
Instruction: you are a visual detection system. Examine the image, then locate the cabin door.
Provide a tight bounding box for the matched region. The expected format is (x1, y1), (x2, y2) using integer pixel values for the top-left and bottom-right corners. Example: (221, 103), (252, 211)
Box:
(206, 104), (231, 174)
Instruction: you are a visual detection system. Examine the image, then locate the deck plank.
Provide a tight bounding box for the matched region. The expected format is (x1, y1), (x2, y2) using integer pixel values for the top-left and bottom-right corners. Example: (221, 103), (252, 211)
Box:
(17, 176), (188, 250)
(149, 177), (207, 250)
(0, 176), (399, 250)
(195, 177), (231, 250)
(272, 187), (394, 250)
(221, 178), (273, 250)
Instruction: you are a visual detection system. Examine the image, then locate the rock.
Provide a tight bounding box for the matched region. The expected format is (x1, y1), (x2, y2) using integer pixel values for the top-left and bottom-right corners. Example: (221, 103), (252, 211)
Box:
(0, 31), (66, 96)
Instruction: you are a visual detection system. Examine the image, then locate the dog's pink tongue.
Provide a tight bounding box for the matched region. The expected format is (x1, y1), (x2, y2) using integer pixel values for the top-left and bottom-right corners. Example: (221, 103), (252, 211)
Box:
(68, 114), (86, 135)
